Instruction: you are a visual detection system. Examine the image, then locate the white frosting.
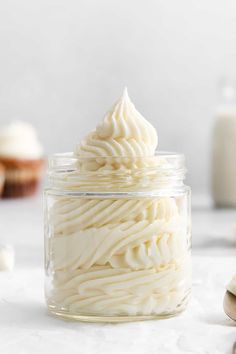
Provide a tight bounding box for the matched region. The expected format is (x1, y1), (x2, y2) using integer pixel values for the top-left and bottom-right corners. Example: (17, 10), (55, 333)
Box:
(48, 89), (190, 317)
(51, 260), (190, 316)
(52, 89), (164, 191)
(51, 199), (185, 271)
(75, 88), (157, 160)
(0, 121), (43, 159)
(0, 245), (14, 271)
(227, 274), (236, 296)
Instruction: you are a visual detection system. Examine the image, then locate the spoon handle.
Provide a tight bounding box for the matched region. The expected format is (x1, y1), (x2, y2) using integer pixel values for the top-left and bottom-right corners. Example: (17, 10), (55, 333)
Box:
(233, 342), (236, 354)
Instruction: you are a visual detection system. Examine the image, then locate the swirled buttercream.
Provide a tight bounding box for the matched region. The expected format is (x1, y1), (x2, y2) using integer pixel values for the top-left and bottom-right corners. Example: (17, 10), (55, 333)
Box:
(47, 89), (190, 318)
(75, 88), (157, 160)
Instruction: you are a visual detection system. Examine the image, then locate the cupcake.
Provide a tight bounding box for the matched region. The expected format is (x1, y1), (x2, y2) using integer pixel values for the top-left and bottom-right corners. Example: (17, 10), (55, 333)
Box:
(0, 163), (5, 197)
(0, 121), (44, 198)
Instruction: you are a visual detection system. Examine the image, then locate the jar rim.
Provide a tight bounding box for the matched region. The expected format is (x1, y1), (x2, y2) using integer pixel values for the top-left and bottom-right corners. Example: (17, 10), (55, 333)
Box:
(48, 151), (185, 167)
(46, 151), (187, 192)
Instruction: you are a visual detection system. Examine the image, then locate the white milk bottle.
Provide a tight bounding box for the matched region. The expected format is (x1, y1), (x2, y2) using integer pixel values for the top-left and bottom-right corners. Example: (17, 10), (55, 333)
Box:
(212, 79), (236, 207)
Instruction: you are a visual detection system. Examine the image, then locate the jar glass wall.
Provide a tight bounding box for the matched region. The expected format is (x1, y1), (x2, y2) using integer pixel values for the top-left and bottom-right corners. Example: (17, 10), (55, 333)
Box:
(44, 153), (191, 322)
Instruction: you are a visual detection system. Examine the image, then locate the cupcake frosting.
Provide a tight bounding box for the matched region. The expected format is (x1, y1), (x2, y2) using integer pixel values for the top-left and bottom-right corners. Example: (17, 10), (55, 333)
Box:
(0, 121), (43, 159)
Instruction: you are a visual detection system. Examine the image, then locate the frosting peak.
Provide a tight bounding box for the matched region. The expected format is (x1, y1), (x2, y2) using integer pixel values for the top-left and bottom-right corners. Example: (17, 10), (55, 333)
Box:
(75, 88), (158, 159)
(95, 87), (131, 139)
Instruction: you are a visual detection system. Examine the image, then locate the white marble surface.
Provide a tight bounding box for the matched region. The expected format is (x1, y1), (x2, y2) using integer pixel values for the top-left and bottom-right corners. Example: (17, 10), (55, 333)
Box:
(0, 195), (236, 354)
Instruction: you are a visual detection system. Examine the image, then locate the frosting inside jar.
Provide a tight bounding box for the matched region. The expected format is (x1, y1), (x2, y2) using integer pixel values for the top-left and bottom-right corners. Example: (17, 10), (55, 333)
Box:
(0, 121), (43, 160)
(48, 89), (190, 317)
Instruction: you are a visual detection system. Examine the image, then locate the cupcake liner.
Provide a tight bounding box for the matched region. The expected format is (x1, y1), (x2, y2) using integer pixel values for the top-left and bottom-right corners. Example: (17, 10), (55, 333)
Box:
(0, 163), (5, 197)
(0, 158), (44, 198)
(3, 179), (40, 198)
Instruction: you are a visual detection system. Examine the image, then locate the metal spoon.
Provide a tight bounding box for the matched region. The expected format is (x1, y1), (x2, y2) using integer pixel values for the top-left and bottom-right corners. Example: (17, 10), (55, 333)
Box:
(233, 342), (236, 354)
(223, 291), (236, 321)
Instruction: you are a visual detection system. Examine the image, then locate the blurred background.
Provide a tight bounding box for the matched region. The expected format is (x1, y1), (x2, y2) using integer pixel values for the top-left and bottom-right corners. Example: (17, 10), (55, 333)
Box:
(0, 0), (236, 195)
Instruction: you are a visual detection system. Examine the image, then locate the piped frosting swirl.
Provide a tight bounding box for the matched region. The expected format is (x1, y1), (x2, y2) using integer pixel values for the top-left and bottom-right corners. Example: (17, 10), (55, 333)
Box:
(48, 89), (190, 317)
(75, 88), (158, 160)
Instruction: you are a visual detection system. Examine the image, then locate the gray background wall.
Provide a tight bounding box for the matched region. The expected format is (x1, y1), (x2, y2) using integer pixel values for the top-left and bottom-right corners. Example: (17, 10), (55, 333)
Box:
(1, 0), (236, 194)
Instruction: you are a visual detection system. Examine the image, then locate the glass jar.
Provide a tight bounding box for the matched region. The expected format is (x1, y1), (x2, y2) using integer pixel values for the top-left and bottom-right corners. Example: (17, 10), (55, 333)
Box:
(44, 152), (191, 322)
(212, 78), (236, 207)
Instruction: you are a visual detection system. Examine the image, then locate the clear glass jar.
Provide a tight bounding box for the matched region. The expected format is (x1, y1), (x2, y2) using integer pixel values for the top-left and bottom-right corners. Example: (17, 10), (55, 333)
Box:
(44, 152), (191, 322)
